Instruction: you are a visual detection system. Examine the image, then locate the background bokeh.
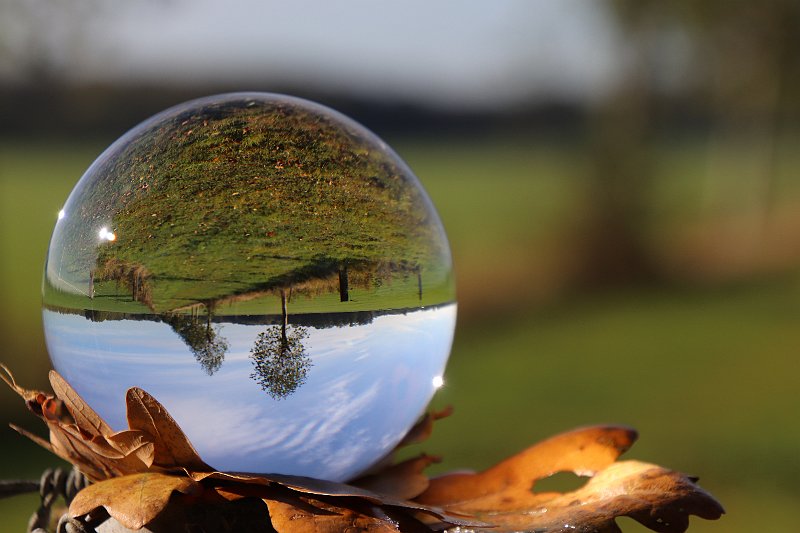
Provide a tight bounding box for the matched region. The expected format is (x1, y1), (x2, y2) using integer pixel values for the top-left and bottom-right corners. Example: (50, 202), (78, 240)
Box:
(1, 1), (799, 531)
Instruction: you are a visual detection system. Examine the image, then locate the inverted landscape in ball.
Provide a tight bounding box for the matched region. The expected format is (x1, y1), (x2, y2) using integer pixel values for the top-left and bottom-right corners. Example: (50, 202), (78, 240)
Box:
(42, 93), (456, 482)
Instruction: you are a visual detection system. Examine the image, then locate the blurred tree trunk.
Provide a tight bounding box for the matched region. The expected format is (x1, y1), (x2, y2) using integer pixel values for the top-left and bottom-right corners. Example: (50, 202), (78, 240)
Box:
(583, 0), (800, 285)
(338, 265), (350, 302)
(575, 25), (659, 287)
(280, 289), (288, 343)
(705, 2), (796, 226)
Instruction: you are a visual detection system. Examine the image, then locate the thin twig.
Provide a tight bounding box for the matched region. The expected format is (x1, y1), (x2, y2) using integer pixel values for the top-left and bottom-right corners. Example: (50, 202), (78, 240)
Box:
(0, 479), (40, 499)
(0, 467), (93, 533)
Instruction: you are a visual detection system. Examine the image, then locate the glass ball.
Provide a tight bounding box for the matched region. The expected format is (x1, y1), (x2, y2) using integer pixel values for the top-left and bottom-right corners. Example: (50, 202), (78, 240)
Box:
(42, 93), (455, 482)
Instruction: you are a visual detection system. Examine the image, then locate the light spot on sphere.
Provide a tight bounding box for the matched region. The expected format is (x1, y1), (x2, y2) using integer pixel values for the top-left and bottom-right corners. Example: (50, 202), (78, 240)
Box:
(98, 227), (117, 241)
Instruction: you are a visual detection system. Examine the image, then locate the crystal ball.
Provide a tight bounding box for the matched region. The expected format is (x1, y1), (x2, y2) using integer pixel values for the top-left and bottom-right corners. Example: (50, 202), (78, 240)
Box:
(42, 93), (455, 481)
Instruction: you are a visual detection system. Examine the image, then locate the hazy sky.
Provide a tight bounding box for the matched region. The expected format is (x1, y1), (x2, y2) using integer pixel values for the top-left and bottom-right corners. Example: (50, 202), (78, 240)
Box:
(2, 0), (624, 109)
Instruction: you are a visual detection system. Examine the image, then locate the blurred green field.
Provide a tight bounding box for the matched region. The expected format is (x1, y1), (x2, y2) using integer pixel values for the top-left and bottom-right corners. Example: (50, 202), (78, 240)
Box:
(1, 138), (799, 532)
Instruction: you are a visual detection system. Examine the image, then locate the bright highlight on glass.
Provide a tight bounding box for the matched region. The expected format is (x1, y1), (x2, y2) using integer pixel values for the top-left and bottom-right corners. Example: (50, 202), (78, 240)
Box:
(97, 227), (116, 242)
(42, 93), (456, 481)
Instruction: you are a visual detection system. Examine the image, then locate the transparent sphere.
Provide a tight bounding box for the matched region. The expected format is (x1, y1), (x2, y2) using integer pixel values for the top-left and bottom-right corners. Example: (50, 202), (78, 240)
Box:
(42, 93), (455, 481)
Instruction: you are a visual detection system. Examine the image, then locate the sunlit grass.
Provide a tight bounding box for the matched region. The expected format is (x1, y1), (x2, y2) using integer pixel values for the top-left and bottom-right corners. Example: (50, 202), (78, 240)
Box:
(2, 137), (799, 532)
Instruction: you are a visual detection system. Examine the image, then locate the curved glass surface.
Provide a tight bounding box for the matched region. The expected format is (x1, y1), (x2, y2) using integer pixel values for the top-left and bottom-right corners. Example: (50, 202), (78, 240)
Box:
(42, 93), (455, 481)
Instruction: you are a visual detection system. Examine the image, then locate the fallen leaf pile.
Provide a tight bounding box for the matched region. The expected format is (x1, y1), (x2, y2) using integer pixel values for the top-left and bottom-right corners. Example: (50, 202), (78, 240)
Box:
(2, 365), (724, 532)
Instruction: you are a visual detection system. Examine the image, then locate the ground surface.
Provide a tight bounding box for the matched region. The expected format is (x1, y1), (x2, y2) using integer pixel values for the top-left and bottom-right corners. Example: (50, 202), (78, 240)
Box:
(1, 136), (799, 532)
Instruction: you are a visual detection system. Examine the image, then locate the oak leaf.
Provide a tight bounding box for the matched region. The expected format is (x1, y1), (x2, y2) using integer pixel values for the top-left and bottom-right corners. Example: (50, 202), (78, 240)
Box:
(416, 426), (724, 532)
(353, 454), (441, 501)
(190, 470), (478, 527)
(125, 387), (210, 472)
(3, 366), (479, 531)
(396, 405), (454, 449)
(265, 498), (435, 533)
(348, 405), (452, 500)
(69, 472), (201, 530)
(417, 425), (637, 507)
(2, 365), (156, 482)
(3, 365), (723, 532)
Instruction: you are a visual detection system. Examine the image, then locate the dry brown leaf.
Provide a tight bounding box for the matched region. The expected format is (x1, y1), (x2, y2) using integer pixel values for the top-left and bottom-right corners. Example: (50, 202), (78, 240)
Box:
(266, 499), (403, 533)
(440, 460), (724, 533)
(4, 367), (156, 481)
(211, 481), (332, 514)
(105, 431), (158, 464)
(69, 472), (201, 530)
(416, 426), (723, 533)
(0, 364), (42, 404)
(418, 425), (637, 507)
(396, 406), (453, 449)
(8, 422), (54, 453)
(190, 470), (480, 528)
(355, 406), (452, 482)
(44, 421), (153, 481)
(265, 495), (451, 533)
(353, 454), (441, 501)
(4, 367), (723, 532)
(125, 387), (211, 471)
(49, 370), (113, 436)
(5, 367), (479, 531)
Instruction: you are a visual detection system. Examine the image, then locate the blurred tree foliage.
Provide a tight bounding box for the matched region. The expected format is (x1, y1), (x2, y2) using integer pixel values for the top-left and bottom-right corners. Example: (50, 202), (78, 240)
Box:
(580, 0), (800, 285)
